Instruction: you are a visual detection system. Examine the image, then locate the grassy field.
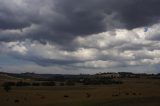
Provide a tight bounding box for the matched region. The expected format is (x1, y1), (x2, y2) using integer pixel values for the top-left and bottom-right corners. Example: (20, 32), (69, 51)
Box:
(0, 79), (160, 106)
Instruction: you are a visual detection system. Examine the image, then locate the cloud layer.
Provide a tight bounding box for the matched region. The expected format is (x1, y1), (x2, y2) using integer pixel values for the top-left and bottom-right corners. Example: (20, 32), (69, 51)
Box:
(1, 0), (160, 42)
(0, 0), (160, 73)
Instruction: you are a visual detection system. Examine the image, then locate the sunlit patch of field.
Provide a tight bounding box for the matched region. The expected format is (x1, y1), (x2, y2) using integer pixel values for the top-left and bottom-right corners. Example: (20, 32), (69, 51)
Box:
(0, 79), (160, 106)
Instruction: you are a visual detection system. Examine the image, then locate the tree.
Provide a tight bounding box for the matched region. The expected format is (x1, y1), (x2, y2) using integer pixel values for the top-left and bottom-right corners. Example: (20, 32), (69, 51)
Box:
(41, 81), (56, 86)
(59, 82), (65, 86)
(3, 82), (12, 92)
(65, 80), (75, 86)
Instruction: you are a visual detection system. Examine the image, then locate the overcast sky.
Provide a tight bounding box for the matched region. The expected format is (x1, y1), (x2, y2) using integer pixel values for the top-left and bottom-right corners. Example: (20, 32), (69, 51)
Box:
(0, 0), (160, 74)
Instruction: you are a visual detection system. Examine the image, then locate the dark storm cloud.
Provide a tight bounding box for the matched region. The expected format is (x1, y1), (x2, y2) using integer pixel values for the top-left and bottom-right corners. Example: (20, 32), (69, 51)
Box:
(1, 0), (160, 43)
(0, 2), (35, 30)
(48, 0), (160, 35)
(119, 0), (160, 29)
(0, 8), (29, 30)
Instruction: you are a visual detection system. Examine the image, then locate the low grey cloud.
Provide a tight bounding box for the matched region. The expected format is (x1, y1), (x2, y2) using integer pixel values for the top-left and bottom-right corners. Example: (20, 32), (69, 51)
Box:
(1, 24), (160, 73)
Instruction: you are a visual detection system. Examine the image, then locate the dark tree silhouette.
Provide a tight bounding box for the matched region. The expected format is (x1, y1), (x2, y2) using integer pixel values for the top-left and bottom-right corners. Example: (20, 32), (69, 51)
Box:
(3, 82), (12, 92)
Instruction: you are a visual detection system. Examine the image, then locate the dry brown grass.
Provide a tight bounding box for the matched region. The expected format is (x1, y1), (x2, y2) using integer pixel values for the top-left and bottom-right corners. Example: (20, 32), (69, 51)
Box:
(0, 78), (159, 106)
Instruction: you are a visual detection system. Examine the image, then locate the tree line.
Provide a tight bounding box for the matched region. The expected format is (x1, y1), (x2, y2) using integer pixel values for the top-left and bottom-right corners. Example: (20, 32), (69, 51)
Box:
(2, 77), (122, 92)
